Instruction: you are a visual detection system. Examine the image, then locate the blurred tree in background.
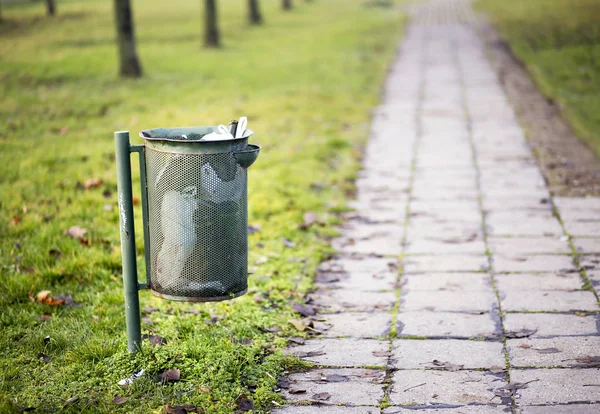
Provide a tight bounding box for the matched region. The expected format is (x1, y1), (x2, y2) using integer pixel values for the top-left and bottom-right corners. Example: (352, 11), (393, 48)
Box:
(283, 0), (292, 11)
(248, 0), (262, 25)
(45, 0), (55, 16)
(113, 0), (143, 77)
(204, 0), (220, 47)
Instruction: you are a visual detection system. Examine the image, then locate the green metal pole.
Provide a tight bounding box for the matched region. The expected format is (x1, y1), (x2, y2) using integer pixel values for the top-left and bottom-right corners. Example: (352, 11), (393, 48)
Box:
(115, 131), (142, 353)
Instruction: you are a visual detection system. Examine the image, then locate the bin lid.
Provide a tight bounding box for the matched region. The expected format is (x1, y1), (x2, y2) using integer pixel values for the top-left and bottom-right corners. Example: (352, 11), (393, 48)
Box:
(140, 126), (253, 142)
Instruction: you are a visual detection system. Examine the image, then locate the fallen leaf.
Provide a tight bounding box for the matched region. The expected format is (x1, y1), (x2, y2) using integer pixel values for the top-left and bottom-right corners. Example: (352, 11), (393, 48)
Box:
(11, 216), (22, 225)
(575, 311), (587, 317)
(84, 178), (102, 189)
(288, 386), (307, 394)
(505, 328), (537, 339)
(158, 369), (180, 383)
(261, 325), (282, 333)
(198, 386), (211, 393)
(312, 392), (330, 401)
(28, 291), (35, 302)
(142, 334), (167, 347)
(575, 356), (600, 367)
(431, 360), (463, 371)
(295, 350), (326, 358)
(59, 126), (69, 135)
(536, 347), (561, 354)
(324, 374), (349, 382)
(315, 273), (341, 283)
(519, 343), (532, 349)
(36, 290), (68, 306)
(372, 350), (393, 357)
(281, 238), (296, 248)
(288, 337), (305, 345)
(142, 307), (159, 314)
(489, 365), (506, 373)
(112, 396), (129, 405)
(63, 397), (79, 406)
(37, 353), (51, 363)
(65, 226), (87, 239)
(292, 302), (316, 317)
(236, 395), (254, 412)
(233, 338), (253, 345)
(300, 212), (318, 229)
(166, 404), (202, 414)
(40, 313), (52, 322)
(288, 319), (311, 332)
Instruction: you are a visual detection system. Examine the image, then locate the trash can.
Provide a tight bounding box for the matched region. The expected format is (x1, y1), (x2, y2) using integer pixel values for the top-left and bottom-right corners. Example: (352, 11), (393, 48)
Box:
(140, 126), (260, 302)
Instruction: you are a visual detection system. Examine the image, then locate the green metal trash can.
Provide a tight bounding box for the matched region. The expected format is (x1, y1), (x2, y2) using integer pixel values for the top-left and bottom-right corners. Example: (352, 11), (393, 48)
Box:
(141, 127), (260, 302)
(114, 126), (260, 351)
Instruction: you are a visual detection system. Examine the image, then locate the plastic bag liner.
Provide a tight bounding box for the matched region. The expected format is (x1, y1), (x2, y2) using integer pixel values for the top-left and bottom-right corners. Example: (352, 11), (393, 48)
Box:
(140, 126), (253, 142)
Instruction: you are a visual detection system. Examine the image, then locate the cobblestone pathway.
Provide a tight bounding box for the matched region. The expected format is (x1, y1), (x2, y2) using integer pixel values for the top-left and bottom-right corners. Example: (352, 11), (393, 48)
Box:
(274, 0), (600, 413)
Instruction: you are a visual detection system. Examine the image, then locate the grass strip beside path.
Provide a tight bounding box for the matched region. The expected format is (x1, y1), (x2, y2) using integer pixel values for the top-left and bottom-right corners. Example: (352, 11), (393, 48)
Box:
(477, 0), (600, 157)
(0, 0), (404, 412)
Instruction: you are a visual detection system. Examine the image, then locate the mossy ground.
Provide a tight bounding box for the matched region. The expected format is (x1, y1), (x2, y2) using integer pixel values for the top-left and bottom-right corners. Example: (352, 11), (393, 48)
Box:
(0, 0), (404, 412)
(477, 0), (600, 157)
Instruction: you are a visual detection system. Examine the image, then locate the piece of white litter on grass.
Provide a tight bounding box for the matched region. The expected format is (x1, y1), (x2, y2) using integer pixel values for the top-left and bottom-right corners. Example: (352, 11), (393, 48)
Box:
(118, 369), (145, 386)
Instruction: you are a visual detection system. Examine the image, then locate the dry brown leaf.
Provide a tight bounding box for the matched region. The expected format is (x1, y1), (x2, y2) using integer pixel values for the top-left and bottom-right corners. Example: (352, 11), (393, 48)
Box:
(11, 216), (22, 225)
(66, 226), (87, 239)
(288, 386), (307, 394)
(198, 386), (211, 393)
(312, 392), (330, 401)
(158, 369), (180, 383)
(288, 319), (309, 332)
(519, 343), (532, 349)
(40, 313), (52, 322)
(84, 178), (102, 189)
(372, 350), (393, 357)
(300, 212), (318, 229)
(166, 404), (202, 414)
(112, 396), (129, 405)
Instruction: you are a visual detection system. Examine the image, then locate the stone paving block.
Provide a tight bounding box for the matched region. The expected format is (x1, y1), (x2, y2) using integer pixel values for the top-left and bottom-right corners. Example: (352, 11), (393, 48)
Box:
(510, 368), (600, 405)
(574, 238), (600, 254)
(320, 257), (399, 275)
(486, 219), (564, 237)
(317, 312), (393, 338)
(398, 311), (499, 338)
(315, 289), (397, 312)
(316, 271), (397, 292)
(500, 290), (599, 312)
(407, 224), (484, 241)
(503, 313), (599, 337)
(340, 222), (405, 241)
(563, 220), (600, 237)
(287, 338), (389, 367)
(493, 255), (576, 273)
(384, 406), (510, 413)
(402, 272), (491, 291)
(507, 336), (600, 368)
(401, 290), (497, 312)
(487, 237), (572, 255)
(403, 255), (489, 273)
(389, 370), (505, 406)
(405, 238), (486, 255)
(332, 237), (403, 256)
(410, 200), (480, 213)
(274, 406), (379, 414)
(282, 368), (385, 406)
(554, 197), (600, 218)
(519, 404), (600, 413)
(495, 273), (582, 291)
(392, 338), (504, 369)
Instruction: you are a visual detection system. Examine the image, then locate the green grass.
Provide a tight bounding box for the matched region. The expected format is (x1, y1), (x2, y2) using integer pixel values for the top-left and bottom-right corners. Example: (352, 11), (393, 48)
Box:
(0, 0), (404, 412)
(477, 0), (600, 156)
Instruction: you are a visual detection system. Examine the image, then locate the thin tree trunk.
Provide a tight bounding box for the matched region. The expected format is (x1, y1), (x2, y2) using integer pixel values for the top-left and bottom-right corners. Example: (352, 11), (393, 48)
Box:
(113, 0), (143, 78)
(282, 0), (292, 11)
(248, 0), (262, 25)
(45, 0), (56, 16)
(204, 0), (220, 48)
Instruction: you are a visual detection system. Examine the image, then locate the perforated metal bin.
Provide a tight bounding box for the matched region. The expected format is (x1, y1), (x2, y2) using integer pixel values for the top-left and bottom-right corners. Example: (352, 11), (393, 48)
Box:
(114, 127), (260, 351)
(141, 127), (260, 302)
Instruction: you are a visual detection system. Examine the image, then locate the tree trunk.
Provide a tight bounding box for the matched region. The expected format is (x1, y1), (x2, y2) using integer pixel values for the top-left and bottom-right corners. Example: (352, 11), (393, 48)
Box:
(248, 0), (262, 25)
(282, 0), (292, 11)
(204, 0), (220, 48)
(113, 0), (143, 78)
(45, 0), (56, 16)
